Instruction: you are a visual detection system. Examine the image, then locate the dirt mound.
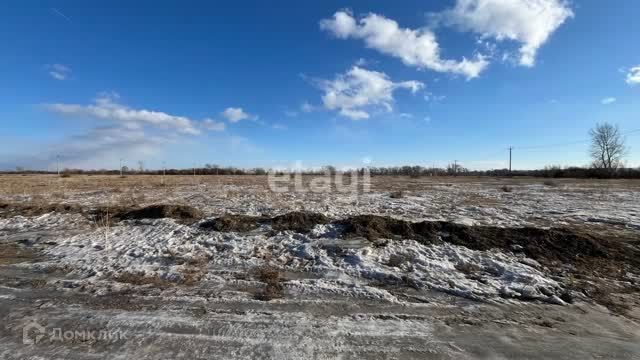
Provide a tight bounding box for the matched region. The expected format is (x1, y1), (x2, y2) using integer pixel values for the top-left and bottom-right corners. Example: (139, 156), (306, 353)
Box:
(434, 223), (612, 265)
(339, 215), (432, 244)
(199, 214), (265, 232)
(271, 211), (329, 233)
(340, 215), (638, 270)
(0, 202), (84, 218)
(113, 204), (203, 224)
(200, 211), (329, 233)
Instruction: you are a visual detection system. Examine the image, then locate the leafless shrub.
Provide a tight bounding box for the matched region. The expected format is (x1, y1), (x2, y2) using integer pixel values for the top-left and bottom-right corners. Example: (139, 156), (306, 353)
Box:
(543, 180), (558, 187)
(499, 185), (513, 193)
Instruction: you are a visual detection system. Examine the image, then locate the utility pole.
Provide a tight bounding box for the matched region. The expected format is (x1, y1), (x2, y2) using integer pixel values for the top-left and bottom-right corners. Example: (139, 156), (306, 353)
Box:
(56, 155), (60, 177)
(162, 161), (166, 185)
(454, 160), (458, 176)
(119, 158), (124, 177)
(509, 147), (513, 174)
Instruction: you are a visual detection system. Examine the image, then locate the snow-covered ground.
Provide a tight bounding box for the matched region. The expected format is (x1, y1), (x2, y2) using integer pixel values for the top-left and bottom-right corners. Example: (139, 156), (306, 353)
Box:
(1, 176), (639, 359)
(15, 216), (564, 304)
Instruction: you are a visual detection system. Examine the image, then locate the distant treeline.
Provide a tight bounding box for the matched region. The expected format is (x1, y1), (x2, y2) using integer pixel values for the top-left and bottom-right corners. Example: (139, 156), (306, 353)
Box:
(4, 164), (640, 179)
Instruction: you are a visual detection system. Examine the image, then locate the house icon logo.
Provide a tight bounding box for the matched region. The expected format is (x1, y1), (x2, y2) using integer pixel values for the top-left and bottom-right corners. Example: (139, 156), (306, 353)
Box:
(22, 320), (46, 345)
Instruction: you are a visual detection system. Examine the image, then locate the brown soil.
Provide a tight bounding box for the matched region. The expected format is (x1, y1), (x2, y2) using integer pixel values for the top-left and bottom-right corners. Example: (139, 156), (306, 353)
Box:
(339, 215), (636, 268)
(254, 266), (283, 301)
(199, 214), (266, 232)
(271, 211), (329, 233)
(199, 211), (328, 233)
(1, 201), (203, 224)
(0, 202), (83, 218)
(110, 204), (203, 224)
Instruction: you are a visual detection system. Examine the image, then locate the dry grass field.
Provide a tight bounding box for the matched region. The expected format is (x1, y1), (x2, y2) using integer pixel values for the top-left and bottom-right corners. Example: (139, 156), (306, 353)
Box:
(1, 174), (639, 359)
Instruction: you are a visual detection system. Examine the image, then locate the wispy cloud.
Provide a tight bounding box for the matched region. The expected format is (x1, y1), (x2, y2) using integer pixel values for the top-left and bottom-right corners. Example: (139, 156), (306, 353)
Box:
(300, 101), (316, 113)
(283, 109), (298, 118)
(51, 8), (71, 22)
(8, 93), (240, 169)
(45, 93), (206, 135)
(48, 64), (71, 80)
(601, 97), (616, 105)
(424, 92), (446, 103)
(202, 119), (226, 131)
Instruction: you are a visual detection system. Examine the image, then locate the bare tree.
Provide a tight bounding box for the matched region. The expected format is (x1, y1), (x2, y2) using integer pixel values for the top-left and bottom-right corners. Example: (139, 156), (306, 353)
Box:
(589, 123), (626, 172)
(137, 160), (144, 172)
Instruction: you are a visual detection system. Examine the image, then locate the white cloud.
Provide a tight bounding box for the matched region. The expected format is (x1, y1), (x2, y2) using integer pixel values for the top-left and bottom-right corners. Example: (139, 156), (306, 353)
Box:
(320, 11), (489, 79)
(399, 113), (413, 118)
(46, 93), (207, 135)
(222, 107), (257, 123)
(317, 66), (423, 120)
(48, 64), (71, 80)
(440, 0), (573, 67)
(626, 66), (640, 85)
(601, 97), (616, 105)
(202, 119), (225, 131)
(424, 116), (432, 123)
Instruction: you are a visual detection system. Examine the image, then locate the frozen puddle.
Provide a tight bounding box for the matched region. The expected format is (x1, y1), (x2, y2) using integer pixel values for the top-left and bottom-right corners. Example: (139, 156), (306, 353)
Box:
(32, 216), (566, 304)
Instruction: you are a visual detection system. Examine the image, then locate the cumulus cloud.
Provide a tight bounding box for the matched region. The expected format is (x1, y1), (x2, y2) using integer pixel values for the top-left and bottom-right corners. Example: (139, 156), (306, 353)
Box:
(320, 11), (489, 79)
(317, 66), (423, 120)
(45, 93), (209, 135)
(222, 107), (257, 123)
(440, 0), (573, 67)
(626, 66), (640, 85)
(601, 97), (616, 105)
(48, 64), (71, 80)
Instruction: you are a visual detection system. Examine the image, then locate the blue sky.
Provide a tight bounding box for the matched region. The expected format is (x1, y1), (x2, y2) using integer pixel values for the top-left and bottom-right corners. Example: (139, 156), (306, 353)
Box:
(1, 0), (639, 171)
